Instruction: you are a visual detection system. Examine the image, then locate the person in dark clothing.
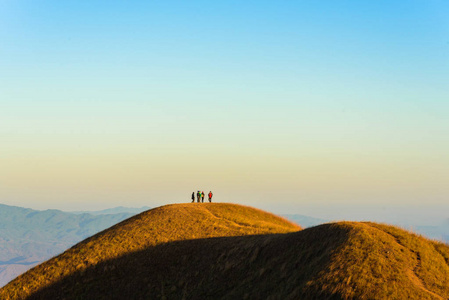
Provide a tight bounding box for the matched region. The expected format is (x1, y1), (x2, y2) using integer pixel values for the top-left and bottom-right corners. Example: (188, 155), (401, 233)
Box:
(208, 191), (213, 202)
(201, 191), (205, 203)
(197, 191), (201, 203)
(191, 192), (195, 203)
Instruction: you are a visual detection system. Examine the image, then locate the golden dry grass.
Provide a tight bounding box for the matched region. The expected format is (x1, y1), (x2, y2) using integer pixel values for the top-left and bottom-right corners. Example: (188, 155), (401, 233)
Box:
(303, 222), (449, 299)
(0, 203), (299, 300)
(1, 204), (449, 300)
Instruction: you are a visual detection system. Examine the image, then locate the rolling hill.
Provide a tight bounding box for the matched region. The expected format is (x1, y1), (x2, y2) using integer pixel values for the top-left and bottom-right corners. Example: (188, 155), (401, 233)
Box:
(1, 203), (449, 299)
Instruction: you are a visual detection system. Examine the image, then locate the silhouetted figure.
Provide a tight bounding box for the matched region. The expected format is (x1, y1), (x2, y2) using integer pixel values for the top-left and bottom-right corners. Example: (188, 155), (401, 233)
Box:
(191, 192), (195, 203)
(197, 191), (201, 203)
(201, 191), (205, 203)
(208, 191), (213, 202)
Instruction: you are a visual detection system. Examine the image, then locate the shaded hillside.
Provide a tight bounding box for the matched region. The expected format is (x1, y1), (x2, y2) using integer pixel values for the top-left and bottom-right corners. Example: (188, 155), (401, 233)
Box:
(2, 204), (449, 300)
(0, 204), (136, 287)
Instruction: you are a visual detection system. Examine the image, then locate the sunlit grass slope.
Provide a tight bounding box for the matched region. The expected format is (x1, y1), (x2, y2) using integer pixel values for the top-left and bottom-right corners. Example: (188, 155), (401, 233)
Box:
(2, 204), (449, 299)
(304, 222), (449, 299)
(0, 203), (300, 299)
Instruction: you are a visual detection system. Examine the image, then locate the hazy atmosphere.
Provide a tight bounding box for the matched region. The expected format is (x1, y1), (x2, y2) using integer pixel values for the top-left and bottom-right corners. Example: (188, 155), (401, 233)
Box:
(1, 1), (448, 223)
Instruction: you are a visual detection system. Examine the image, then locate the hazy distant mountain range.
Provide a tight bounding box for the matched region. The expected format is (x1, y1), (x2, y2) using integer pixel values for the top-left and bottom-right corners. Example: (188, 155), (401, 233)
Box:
(70, 206), (151, 215)
(0, 204), (149, 287)
(415, 221), (449, 244)
(282, 214), (327, 228)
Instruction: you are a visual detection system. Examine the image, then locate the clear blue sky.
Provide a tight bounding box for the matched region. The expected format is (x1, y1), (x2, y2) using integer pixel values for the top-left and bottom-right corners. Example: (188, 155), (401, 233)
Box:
(1, 1), (448, 219)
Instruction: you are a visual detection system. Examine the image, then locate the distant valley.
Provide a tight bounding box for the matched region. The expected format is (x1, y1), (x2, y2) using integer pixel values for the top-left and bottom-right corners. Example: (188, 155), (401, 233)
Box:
(0, 204), (149, 287)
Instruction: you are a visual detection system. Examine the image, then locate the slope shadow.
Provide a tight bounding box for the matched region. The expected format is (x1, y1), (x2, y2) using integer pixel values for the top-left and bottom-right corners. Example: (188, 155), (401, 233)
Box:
(26, 224), (350, 300)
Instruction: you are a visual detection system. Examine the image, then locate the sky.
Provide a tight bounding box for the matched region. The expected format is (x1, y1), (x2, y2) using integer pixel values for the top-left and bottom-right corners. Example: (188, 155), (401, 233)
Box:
(1, 1), (448, 222)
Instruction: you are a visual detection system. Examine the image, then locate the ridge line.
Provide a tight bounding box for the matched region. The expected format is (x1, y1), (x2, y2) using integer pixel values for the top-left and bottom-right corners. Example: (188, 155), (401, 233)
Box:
(363, 223), (445, 300)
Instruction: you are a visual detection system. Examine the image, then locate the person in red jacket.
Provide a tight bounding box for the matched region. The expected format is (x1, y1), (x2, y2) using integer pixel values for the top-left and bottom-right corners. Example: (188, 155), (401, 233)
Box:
(208, 191), (213, 202)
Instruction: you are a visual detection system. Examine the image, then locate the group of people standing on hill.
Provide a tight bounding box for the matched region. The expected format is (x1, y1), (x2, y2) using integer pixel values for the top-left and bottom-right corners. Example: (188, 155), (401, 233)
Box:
(191, 191), (213, 203)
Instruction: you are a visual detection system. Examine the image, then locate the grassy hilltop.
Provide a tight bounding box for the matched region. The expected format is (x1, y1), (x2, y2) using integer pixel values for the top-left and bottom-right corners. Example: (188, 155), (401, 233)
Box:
(1, 203), (449, 299)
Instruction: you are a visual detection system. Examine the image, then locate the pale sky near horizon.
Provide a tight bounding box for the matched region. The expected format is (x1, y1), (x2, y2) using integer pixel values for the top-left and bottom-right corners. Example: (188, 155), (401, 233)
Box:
(1, 1), (448, 217)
